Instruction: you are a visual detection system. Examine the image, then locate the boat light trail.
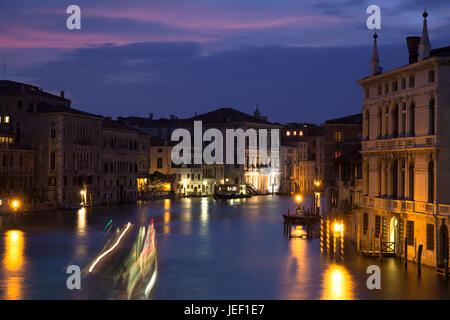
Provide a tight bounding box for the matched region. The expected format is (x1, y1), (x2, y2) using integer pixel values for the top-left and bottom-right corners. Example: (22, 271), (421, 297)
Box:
(89, 222), (131, 273)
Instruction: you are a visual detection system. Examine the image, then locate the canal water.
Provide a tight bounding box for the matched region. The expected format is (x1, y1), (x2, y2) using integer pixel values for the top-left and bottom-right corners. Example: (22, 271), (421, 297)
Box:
(0, 195), (448, 300)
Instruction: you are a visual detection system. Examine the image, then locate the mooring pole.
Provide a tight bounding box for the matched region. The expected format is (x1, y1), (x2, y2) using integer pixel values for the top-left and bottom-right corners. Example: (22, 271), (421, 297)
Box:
(404, 237), (408, 269)
(320, 216), (324, 254)
(326, 218), (330, 256)
(417, 244), (423, 276)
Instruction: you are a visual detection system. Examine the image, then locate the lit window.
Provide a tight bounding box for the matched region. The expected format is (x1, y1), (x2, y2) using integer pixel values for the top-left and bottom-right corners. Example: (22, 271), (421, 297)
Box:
(299, 131), (303, 136)
(0, 116), (2, 123)
(334, 151), (341, 158)
(334, 130), (342, 142)
(5, 116), (10, 123)
(293, 131), (297, 135)
(286, 131), (290, 136)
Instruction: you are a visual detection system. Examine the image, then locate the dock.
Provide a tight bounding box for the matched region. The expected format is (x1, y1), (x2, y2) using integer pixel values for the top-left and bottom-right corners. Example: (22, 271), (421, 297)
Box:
(282, 213), (320, 239)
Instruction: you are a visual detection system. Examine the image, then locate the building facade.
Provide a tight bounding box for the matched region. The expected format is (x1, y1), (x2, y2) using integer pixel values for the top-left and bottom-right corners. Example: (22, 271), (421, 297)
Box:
(357, 13), (450, 269)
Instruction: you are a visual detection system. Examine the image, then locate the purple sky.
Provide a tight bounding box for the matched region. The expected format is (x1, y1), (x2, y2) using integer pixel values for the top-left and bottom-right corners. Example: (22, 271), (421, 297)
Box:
(1, 0), (449, 123)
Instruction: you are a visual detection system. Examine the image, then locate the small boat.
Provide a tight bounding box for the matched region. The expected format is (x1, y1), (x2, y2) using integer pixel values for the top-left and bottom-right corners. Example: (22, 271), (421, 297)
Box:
(213, 184), (251, 200)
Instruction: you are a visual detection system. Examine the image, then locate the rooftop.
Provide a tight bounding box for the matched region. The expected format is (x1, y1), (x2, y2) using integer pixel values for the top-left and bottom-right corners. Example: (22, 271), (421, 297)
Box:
(0, 80), (70, 104)
(325, 113), (362, 125)
(36, 102), (103, 118)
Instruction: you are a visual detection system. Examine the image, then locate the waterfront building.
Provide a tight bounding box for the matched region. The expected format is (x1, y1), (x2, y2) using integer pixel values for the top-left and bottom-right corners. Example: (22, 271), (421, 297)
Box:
(357, 12), (450, 269)
(101, 118), (142, 204)
(280, 141), (308, 193)
(0, 129), (34, 211)
(323, 113), (362, 215)
(281, 123), (325, 193)
(0, 80), (104, 208)
(122, 107), (282, 194)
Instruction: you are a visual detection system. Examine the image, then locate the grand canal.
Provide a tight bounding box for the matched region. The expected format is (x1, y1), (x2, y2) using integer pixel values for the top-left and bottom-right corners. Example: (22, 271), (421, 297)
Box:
(0, 195), (448, 300)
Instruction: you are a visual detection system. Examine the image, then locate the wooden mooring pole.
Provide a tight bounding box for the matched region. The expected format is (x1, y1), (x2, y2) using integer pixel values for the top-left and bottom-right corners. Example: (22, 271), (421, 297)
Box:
(404, 237), (408, 269)
(417, 244), (423, 276)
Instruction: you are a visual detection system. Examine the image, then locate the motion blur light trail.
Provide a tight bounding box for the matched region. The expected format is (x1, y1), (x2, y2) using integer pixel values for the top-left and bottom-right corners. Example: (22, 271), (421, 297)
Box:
(89, 222), (131, 273)
(84, 220), (157, 299)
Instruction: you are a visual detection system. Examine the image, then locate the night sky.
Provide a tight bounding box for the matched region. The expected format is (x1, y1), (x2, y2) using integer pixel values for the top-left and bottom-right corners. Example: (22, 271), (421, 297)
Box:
(1, 0), (449, 123)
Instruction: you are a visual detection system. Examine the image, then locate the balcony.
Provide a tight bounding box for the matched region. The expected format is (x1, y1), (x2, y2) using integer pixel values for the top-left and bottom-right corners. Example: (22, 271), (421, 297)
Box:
(362, 135), (437, 152)
(362, 196), (450, 216)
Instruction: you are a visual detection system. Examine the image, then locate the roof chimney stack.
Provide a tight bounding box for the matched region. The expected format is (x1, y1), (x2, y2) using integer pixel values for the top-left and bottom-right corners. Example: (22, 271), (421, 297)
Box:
(60, 90), (65, 99)
(406, 36), (420, 64)
(149, 113), (153, 120)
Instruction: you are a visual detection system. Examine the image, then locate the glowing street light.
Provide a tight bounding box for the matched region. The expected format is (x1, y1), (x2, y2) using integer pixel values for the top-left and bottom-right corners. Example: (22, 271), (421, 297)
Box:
(10, 199), (21, 211)
(295, 195), (302, 203)
(333, 222), (341, 233)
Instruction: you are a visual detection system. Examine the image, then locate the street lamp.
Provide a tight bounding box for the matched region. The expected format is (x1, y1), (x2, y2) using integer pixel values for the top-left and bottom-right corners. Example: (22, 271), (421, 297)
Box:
(295, 194), (302, 214)
(10, 199), (21, 211)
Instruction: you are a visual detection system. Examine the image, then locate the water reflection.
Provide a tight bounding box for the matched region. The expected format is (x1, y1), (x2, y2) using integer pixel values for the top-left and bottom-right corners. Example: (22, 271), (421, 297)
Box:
(321, 264), (354, 300)
(3, 230), (25, 300)
(77, 208), (86, 236)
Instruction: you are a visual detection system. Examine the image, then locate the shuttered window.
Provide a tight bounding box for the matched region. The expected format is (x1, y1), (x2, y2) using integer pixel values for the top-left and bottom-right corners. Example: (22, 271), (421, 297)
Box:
(375, 215), (381, 238)
(406, 220), (414, 246)
(363, 213), (368, 235)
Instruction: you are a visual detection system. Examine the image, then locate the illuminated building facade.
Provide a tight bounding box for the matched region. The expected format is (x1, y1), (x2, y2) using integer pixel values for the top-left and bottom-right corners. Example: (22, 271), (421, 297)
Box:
(357, 13), (450, 269)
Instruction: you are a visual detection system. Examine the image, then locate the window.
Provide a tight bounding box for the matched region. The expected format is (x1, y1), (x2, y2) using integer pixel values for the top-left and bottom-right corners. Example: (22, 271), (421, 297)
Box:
(299, 131), (303, 136)
(50, 152), (56, 170)
(406, 220), (414, 246)
(365, 88), (370, 98)
(334, 151), (341, 159)
(363, 213), (368, 235)
(392, 81), (398, 92)
(377, 85), (382, 95)
(375, 215), (381, 238)
(409, 76), (415, 88)
(401, 78), (406, 90)
(50, 122), (56, 138)
(426, 224), (434, 251)
(4, 116), (10, 123)
(334, 130), (342, 142)
(157, 158), (163, 169)
(17, 100), (23, 110)
(409, 103), (415, 136)
(286, 131), (290, 136)
(428, 161), (434, 203)
(48, 176), (56, 186)
(428, 70), (435, 83)
(429, 99), (435, 135)
(384, 83), (389, 94)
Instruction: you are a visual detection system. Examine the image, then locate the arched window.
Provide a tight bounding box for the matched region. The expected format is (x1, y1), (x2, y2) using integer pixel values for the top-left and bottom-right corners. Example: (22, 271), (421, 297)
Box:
(378, 163), (382, 196)
(392, 104), (399, 138)
(409, 103), (415, 137)
(377, 107), (382, 139)
(365, 110), (370, 140)
(408, 162), (414, 200)
(400, 159), (406, 198)
(50, 152), (56, 170)
(392, 159), (398, 199)
(50, 122), (56, 138)
(384, 106), (389, 138)
(429, 99), (435, 135)
(428, 161), (434, 203)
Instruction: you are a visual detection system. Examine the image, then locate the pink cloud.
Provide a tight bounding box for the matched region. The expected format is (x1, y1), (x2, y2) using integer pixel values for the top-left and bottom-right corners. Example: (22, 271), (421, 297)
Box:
(0, 27), (217, 49)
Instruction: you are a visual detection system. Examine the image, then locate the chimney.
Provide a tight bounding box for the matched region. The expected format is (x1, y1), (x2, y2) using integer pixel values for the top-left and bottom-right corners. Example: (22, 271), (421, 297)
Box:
(406, 36), (420, 64)
(149, 113), (153, 120)
(60, 90), (65, 99)
(170, 114), (175, 120)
